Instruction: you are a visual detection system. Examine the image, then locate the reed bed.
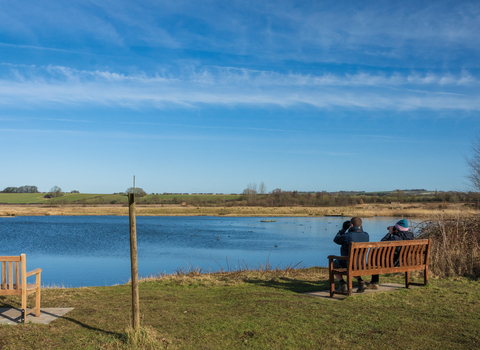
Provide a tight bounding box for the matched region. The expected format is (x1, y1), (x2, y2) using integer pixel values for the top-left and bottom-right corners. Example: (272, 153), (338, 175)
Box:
(417, 214), (480, 278)
(1, 202), (477, 218)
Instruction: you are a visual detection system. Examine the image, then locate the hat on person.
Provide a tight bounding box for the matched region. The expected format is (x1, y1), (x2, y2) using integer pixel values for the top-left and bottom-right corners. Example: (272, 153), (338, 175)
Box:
(395, 219), (409, 231)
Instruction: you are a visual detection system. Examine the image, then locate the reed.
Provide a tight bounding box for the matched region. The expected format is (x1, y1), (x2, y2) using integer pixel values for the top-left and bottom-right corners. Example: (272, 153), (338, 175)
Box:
(417, 214), (480, 278)
(1, 202), (477, 217)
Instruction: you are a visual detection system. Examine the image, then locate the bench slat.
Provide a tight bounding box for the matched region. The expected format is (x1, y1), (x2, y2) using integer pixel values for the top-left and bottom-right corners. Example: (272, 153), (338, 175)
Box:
(354, 264), (427, 275)
(387, 246), (393, 268)
(400, 245), (407, 267)
(412, 245), (419, 265)
(0, 256), (21, 262)
(1, 262), (5, 290)
(8, 262), (13, 290)
(15, 262), (20, 290)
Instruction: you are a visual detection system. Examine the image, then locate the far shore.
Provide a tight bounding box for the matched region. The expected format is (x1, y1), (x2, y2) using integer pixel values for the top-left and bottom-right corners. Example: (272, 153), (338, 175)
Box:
(0, 202), (476, 218)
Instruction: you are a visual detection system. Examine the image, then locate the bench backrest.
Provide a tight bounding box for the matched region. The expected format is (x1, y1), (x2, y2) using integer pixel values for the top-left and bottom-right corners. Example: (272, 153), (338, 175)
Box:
(347, 239), (430, 274)
(0, 254), (26, 295)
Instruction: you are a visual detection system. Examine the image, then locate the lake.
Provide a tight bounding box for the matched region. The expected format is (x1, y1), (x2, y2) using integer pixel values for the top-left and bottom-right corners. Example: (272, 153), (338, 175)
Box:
(0, 215), (405, 287)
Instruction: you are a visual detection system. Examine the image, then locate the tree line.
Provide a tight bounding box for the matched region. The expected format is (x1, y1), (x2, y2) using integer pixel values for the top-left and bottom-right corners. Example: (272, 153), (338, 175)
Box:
(1, 185), (39, 193)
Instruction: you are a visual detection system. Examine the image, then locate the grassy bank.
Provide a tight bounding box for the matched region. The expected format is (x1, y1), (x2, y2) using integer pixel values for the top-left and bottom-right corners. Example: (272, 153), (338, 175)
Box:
(0, 202), (477, 218)
(0, 268), (478, 349)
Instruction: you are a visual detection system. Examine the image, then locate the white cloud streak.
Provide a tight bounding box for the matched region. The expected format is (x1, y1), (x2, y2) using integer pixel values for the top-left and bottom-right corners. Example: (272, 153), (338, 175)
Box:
(1, 1), (479, 65)
(0, 65), (479, 111)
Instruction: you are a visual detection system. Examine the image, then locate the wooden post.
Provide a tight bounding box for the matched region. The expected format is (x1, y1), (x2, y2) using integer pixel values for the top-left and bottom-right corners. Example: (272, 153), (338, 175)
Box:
(129, 192), (140, 330)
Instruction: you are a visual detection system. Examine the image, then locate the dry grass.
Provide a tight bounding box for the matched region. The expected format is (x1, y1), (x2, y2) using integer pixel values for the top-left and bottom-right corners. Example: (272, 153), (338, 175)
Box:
(0, 202), (477, 218)
(417, 213), (480, 278)
(122, 326), (169, 349)
(131, 262), (329, 288)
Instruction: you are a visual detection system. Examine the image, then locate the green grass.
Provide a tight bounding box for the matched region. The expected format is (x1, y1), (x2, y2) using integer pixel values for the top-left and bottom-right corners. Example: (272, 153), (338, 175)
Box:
(1, 268), (479, 349)
(0, 193), (241, 205)
(0, 193), (48, 204)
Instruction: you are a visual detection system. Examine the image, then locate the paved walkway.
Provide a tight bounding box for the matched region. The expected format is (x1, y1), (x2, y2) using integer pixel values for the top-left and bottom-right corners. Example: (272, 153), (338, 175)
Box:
(304, 283), (418, 300)
(0, 308), (74, 325)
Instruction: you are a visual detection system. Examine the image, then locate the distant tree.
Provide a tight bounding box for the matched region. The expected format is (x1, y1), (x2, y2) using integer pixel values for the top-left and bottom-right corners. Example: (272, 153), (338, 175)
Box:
(46, 186), (63, 198)
(242, 183), (257, 205)
(126, 187), (147, 198)
(71, 190), (80, 193)
(17, 185), (38, 193)
(1, 185), (38, 193)
(150, 195), (161, 204)
(259, 182), (267, 195)
(395, 189), (406, 202)
(465, 135), (480, 192)
(2, 187), (16, 193)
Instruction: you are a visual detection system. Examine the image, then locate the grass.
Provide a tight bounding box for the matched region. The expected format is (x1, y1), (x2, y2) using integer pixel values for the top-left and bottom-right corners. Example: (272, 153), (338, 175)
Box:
(1, 268), (479, 349)
(0, 193), (240, 205)
(0, 193), (48, 204)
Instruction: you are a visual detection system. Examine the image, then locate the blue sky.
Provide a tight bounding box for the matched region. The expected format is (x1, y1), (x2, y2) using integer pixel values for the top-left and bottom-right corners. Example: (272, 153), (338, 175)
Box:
(1, 0), (479, 194)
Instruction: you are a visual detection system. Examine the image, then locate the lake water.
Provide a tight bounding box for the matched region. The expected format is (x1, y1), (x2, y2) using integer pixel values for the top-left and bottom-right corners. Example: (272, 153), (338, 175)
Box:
(0, 216), (405, 287)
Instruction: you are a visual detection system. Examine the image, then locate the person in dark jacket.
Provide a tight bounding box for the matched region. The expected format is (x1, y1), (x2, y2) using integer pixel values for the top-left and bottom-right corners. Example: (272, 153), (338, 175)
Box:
(333, 217), (370, 293)
(365, 219), (415, 289)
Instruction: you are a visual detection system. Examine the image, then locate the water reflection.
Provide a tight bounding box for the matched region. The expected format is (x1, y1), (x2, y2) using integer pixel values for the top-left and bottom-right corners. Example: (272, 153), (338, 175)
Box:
(0, 216), (405, 287)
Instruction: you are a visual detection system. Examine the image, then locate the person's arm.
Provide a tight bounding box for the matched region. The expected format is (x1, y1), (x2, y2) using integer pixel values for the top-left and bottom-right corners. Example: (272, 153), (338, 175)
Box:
(333, 221), (352, 245)
(380, 232), (392, 241)
(334, 230), (349, 245)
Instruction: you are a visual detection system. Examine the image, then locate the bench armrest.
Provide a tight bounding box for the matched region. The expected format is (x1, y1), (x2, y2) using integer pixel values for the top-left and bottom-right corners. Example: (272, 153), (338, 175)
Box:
(26, 268), (42, 277)
(327, 255), (348, 261)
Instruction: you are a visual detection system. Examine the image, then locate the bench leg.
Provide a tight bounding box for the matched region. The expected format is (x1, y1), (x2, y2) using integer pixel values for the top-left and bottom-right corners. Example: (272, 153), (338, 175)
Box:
(21, 289), (27, 324)
(347, 275), (352, 296)
(405, 271), (410, 289)
(35, 289), (41, 317)
(329, 261), (335, 297)
(36, 273), (41, 317)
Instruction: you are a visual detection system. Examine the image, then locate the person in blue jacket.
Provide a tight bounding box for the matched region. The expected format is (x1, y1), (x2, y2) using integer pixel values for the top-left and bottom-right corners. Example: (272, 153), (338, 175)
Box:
(365, 219), (415, 289)
(333, 216), (369, 293)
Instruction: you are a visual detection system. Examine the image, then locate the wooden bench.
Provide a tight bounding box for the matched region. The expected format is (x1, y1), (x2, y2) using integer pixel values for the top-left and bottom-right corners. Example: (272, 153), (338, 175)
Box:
(0, 254), (42, 323)
(328, 239), (431, 297)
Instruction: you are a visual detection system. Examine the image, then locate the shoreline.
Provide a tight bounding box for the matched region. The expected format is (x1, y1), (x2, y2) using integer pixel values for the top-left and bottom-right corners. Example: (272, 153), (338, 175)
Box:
(0, 203), (476, 218)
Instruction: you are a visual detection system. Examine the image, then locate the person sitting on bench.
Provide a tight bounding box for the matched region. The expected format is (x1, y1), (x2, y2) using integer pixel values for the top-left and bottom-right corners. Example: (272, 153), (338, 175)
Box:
(332, 217), (370, 293)
(365, 219), (415, 290)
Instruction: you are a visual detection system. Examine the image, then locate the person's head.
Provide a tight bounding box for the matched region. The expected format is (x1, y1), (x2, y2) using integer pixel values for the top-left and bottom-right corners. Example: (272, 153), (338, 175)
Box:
(388, 219), (408, 234)
(350, 217), (362, 227)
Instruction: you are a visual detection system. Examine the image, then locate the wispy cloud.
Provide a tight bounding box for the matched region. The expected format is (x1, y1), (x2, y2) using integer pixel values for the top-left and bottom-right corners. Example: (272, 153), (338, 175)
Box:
(0, 127), (223, 141)
(119, 121), (300, 133)
(0, 65), (478, 111)
(1, 1), (479, 66)
(0, 42), (113, 57)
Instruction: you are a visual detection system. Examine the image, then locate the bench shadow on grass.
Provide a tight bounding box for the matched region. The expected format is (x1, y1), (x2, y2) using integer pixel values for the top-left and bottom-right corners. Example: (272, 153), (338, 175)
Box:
(1, 297), (122, 339)
(61, 316), (123, 339)
(243, 276), (331, 294)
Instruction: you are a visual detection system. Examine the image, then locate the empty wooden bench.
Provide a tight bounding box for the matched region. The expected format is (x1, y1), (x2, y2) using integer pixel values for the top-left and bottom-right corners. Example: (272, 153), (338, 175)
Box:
(0, 254), (42, 323)
(328, 239), (431, 297)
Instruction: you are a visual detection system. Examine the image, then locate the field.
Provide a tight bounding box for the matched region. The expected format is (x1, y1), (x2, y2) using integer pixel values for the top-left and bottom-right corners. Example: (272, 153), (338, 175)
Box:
(0, 193), (240, 205)
(0, 269), (478, 349)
